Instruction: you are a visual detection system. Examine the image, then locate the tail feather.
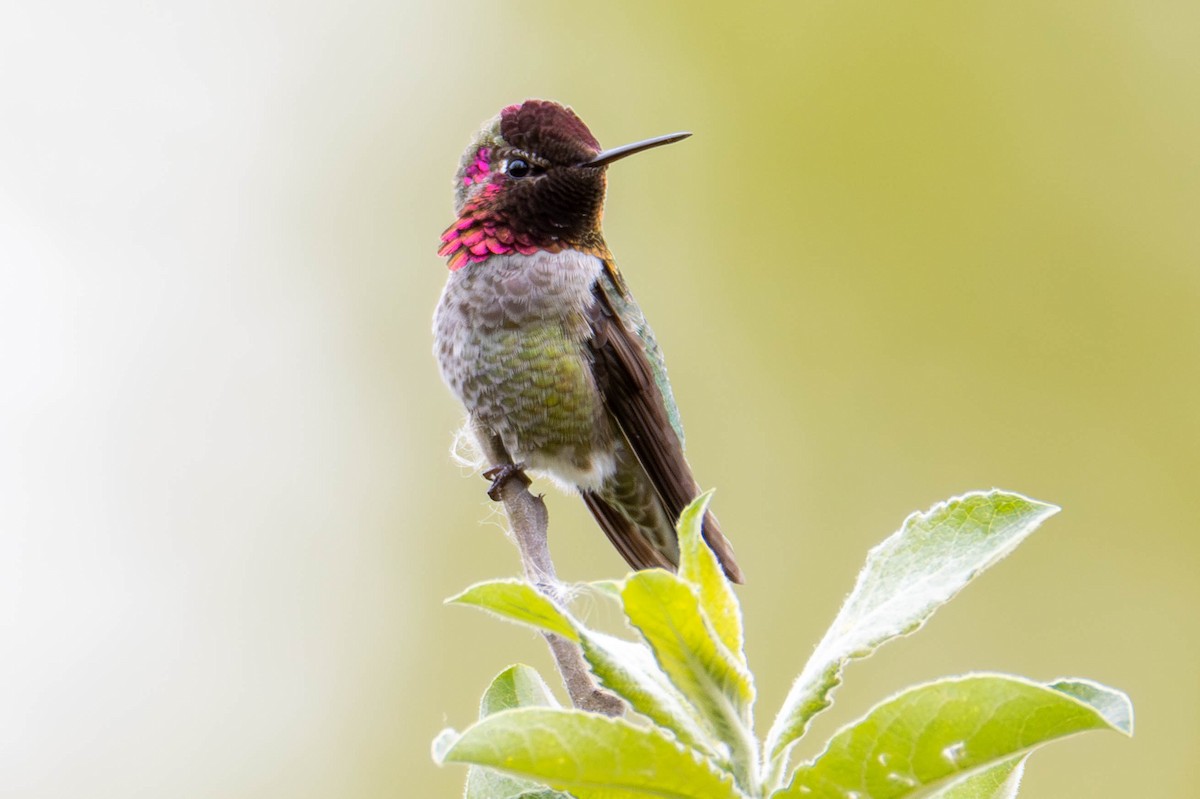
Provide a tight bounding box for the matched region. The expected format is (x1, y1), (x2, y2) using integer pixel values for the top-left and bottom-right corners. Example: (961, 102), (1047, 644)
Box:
(581, 491), (675, 573)
(581, 490), (745, 584)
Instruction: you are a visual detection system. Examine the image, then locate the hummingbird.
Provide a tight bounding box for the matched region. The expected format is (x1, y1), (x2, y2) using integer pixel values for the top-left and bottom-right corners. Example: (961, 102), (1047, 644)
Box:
(433, 99), (743, 583)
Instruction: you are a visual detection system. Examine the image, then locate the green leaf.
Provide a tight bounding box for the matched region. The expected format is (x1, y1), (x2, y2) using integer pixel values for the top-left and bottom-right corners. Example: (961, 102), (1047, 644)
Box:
(440, 707), (745, 799)
(621, 570), (757, 783)
(928, 755), (1026, 799)
(676, 490), (745, 664)
(431, 727), (459, 765)
(772, 674), (1133, 798)
(449, 578), (724, 758)
(467, 762), (573, 799)
(448, 579), (579, 642)
(765, 490), (1059, 765)
(479, 663), (562, 716)
(578, 629), (722, 763)
(457, 665), (574, 799)
(1049, 678), (1134, 735)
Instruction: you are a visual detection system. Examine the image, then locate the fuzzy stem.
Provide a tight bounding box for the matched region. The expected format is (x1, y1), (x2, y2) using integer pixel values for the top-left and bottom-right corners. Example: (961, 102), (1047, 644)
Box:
(496, 477), (624, 717)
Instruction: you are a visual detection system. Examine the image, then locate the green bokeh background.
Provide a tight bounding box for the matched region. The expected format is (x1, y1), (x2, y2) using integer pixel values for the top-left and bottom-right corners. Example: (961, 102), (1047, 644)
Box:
(3, 1), (1196, 797)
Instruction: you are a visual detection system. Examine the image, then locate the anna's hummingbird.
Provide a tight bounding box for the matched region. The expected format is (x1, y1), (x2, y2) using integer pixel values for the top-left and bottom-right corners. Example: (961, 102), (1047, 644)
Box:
(433, 99), (743, 583)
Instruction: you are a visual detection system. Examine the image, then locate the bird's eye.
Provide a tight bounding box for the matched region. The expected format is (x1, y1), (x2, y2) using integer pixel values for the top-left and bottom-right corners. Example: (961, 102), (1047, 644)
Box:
(506, 159), (532, 178)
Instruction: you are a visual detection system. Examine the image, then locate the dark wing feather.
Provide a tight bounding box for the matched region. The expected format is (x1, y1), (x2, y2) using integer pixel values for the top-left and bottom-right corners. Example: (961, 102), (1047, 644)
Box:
(581, 491), (676, 572)
(586, 278), (744, 583)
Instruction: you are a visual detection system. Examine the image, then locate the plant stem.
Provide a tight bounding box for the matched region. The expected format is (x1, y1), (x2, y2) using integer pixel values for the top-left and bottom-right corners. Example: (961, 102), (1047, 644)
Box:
(496, 476), (624, 717)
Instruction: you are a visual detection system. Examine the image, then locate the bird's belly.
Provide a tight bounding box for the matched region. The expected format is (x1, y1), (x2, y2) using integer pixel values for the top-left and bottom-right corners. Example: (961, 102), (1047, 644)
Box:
(433, 250), (617, 491)
(472, 322), (616, 483)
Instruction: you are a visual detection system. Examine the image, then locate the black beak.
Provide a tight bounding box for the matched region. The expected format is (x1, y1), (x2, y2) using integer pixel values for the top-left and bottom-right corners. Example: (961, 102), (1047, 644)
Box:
(582, 132), (692, 168)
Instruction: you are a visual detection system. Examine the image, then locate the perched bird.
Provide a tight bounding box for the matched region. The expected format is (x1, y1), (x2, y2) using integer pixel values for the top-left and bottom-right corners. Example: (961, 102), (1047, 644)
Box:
(433, 100), (742, 583)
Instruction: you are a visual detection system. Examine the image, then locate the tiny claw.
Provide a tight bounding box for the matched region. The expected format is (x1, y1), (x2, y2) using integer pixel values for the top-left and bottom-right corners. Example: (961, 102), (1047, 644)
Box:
(482, 462), (530, 501)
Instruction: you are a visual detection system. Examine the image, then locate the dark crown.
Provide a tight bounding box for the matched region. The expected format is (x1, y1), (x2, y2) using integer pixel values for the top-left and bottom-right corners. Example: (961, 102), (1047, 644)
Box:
(499, 100), (601, 165)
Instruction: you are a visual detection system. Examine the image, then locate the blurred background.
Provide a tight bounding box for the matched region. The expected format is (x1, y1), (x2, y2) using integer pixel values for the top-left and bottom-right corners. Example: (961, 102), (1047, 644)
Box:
(2, 1), (1196, 796)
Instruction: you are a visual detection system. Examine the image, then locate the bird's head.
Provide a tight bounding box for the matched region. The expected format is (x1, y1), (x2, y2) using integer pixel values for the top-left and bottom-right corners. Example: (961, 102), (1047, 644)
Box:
(440, 99), (689, 270)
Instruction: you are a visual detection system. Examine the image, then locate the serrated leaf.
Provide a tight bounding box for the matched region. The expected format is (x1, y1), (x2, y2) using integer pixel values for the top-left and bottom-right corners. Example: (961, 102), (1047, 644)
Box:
(449, 580), (579, 642)
(766, 490), (1058, 764)
(771, 674), (1132, 798)
(465, 666), (573, 799)
(928, 755), (1026, 799)
(677, 490), (745, 663)
(440, 707), (745, 799)
(621, 570), (757, 780)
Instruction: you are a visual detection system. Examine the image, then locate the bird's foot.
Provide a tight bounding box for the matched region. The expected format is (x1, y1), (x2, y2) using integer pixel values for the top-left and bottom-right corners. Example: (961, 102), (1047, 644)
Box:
(482, 462), (530, 501)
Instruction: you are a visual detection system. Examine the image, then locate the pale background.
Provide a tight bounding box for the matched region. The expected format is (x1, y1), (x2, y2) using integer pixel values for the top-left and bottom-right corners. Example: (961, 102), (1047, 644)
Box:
(2, 1), (1197, 797)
